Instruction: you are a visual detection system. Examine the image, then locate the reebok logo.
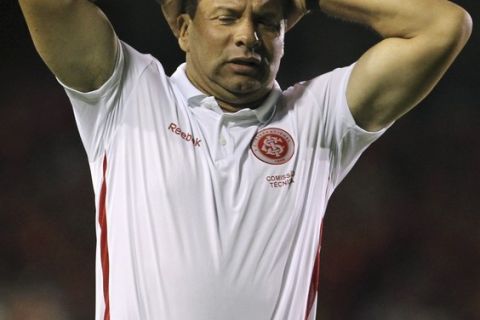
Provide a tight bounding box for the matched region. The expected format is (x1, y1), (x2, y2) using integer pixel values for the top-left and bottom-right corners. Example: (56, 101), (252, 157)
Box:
(168, 122), (202, 147)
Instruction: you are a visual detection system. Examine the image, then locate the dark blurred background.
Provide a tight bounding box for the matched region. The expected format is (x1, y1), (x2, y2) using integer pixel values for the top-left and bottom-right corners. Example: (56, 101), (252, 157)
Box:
(1, 1), (479, 319)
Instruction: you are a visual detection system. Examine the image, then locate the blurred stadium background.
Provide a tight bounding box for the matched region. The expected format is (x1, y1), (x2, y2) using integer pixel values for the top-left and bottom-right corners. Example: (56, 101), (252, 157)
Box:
(1, 0), (479, 319)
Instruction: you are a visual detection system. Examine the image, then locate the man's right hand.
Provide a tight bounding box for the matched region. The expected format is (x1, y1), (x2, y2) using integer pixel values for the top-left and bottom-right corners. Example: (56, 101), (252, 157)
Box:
(19, 0), (117, 92)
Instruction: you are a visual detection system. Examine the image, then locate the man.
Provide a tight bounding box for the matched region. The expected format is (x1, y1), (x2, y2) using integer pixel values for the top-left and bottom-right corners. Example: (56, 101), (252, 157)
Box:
(19, 0), (471, 319)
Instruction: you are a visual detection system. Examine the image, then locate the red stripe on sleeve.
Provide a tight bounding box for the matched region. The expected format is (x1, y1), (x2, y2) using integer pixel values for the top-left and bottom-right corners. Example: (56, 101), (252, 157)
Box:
(99, 155), (111, 320)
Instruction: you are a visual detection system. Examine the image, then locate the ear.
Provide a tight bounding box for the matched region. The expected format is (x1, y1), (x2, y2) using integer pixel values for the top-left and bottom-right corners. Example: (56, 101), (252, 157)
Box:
(177, 14), (192, 53)
(280, 21), (286, 58)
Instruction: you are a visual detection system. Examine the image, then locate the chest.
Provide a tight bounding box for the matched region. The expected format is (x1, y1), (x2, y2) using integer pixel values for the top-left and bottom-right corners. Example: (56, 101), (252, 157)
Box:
(107, 102), (309, 225)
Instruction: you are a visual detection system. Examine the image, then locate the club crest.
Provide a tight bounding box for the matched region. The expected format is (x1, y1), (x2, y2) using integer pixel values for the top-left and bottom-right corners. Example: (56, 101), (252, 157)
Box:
(251, 128), (295, 165)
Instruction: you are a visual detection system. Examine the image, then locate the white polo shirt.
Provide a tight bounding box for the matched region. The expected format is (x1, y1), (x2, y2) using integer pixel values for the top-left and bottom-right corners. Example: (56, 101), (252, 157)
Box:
(60, 40), (388, 320)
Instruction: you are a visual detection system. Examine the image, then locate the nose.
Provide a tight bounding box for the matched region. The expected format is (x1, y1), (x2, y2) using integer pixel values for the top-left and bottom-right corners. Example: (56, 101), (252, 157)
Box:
(234, 19), (261, 51)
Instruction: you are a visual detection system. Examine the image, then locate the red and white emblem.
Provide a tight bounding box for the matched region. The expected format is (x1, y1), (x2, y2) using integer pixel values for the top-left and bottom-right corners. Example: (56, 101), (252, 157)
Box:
(251, 128), (295, 165)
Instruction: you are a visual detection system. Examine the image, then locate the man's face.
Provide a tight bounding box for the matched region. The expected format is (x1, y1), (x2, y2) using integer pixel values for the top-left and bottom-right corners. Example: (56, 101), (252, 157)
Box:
(178, 0), (286, 108)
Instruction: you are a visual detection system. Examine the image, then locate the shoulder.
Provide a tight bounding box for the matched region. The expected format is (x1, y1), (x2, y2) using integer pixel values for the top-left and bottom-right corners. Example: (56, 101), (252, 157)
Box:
(283, 65), (354, 99)
(120, 41), (167, 82)
(279, 64), (355, 114)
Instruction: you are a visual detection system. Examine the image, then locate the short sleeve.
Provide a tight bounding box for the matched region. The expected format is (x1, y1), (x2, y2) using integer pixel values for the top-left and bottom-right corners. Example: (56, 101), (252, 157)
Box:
(57, 39), (155, 162)
(286, 64), (391, 189)
(318, 64), (391, 187)
(56, 38), (125, 162)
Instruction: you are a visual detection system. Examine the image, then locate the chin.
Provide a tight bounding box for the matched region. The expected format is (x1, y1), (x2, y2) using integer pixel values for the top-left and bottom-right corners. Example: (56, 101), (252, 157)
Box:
(228, 77), (266, 94)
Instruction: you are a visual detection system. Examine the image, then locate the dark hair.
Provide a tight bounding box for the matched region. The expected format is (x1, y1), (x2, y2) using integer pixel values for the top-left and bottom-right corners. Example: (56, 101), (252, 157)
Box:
(183, 0), (198, 17)
(156, 0), (198, 17)
(158, 0), (289, 19)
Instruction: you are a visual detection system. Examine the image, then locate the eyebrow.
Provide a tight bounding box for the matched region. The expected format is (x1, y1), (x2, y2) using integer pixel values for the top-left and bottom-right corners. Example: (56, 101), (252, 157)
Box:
(209, 4), (283, 18)
(210, 3), (242, 11)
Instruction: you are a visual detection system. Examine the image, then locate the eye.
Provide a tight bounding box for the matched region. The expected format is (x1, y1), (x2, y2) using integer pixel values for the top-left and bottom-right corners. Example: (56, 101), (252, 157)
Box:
(217, 15), (237, 24)
(258, 19), (280, 31)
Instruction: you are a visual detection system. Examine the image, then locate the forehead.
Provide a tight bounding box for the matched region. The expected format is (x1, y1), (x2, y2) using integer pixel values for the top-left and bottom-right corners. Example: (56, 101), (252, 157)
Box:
(198, 0), (286, 14)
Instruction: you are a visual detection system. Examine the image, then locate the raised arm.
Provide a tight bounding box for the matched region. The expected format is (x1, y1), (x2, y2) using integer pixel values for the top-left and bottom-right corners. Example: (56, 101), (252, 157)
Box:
(19, 0), (117, 92)
(314, 0), (472, 131)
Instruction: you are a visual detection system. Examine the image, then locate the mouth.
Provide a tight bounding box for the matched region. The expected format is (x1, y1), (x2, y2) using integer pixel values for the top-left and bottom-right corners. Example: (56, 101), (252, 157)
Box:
(230, 56), (262, 65)
(227, 57), (263, 76)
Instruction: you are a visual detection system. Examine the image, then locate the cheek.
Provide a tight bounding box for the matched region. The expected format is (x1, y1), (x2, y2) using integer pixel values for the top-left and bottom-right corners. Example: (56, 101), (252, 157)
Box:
(190, 31), (218, 66)
(196, 26), (227, 50)
(267, 38), (285, 63)
(277, 40), (285, 59)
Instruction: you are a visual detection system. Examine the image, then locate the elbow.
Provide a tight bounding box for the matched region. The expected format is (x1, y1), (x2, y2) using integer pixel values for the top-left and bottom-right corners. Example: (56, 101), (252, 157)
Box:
(458, 9), (473, 45)
(452, 7), (472, 42)
(440, 6), (473, 50)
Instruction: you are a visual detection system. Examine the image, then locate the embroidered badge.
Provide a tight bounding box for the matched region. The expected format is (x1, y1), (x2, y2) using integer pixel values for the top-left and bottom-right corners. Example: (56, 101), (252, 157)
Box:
(251, 128), (295, 165)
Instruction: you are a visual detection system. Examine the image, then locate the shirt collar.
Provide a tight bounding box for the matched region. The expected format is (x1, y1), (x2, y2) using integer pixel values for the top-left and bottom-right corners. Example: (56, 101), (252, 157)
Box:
(170, 63), (280, 124)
